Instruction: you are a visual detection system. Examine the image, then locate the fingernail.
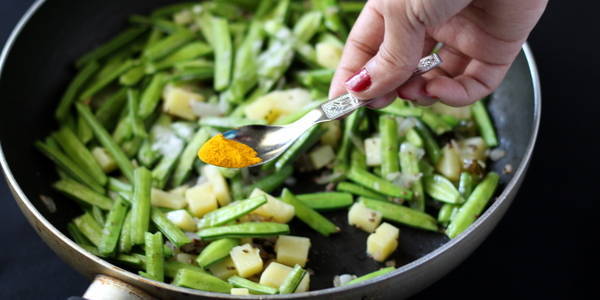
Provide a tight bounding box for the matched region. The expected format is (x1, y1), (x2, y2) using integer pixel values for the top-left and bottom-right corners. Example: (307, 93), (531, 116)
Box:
(345, 68), (371, 92)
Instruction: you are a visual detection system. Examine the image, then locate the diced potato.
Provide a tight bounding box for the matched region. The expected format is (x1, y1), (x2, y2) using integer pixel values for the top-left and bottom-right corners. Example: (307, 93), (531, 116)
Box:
(91, 147), (117, 173)
(309, 145), (335, 169)
(165, 209), (197, 232)
(436, 142), (462, 182)
(364, 137), (382, 166)
(316, 42), (343, 69)
(175, 253), (196, 264)
(430, 102), (472, 119)
(244, 89), (312, 124)
(230, 288), (250, 295)
(230, 244), (263, 278)
(202, 165), (231, 206)
(249, 188), (295, 223)
(260, 262), (310, 292)
(320, 120), (341, 148)
(169, 185), (189, 198)
(151, 188), (186, 209)
(458, 137), (488, 161)
(367, 222), (400, 262)
(275, 235), (311, 267)
(208, 257), (238, 280)
(185, 183), (218, 217)
(163, 84), (204, 120)
(348, 202), (382, 233)
(173, 10), (193, 25)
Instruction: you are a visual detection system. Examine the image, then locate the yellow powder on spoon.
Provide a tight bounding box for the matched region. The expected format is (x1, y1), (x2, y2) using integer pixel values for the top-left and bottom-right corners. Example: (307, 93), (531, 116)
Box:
(198, 134), (262, 168)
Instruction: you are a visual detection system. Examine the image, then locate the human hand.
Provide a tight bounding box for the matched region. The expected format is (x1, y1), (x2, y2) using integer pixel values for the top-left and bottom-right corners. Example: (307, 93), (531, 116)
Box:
(329, 0), (547, 107)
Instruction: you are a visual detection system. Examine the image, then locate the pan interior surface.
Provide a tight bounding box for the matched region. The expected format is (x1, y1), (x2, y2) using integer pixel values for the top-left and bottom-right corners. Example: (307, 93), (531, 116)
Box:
(0, 0), (539, 298)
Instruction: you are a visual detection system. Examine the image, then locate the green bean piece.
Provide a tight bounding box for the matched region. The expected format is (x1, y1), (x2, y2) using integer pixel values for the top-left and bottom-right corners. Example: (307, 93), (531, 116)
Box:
(458, 172), (475, 198)
(198, 196), (267, 229)
(143, 30), (195, 62)
(210, 16), (233, 91)
(437, 203), (457, 225)
(380, 115), (400, 177)
(127, 89), (147, 138)
(414, 120), (441, 164)
(399, 142), (425, 211)
(347, 167), (412, 199)
(53, 126), (107, 185)
(96, 88), (127, 130)
(112, 117), (133, 145)
(108, 177), (132, 194)
(359, 197), (438, 231)
(255, 39), (294, 93)
(447, 172), (500, 238)
(343, 267), (395, 286)
(171, 128), (209, 187)
(151, 207), (191, 247)
(275, 125), (325, 171)
(77, 104), (135, 181)
(98, 197), (129, 255)
(141, 232), (164, 281)
(77, 113), (94, 144)
(312, 0), (348, 38)
(123, 137), (144, 158)
(335, 108), (364, 173)
(53, 179), (112, 210)
(340, 1), (365, 13)
(296, 192), (353, 211)
(228, 276), (278, 295)
(379, 100), (423, 117)
(279, 265), (307, 294)
(79, 60), (136, 102)
(207, 1), (243, 19)
(422, 111), (453, 135)
(119, 65), (146, 86)
(471, 100), (499, 147)
(293, 11), (323, 43)
(74, 213), (103, 247)
(35, 140), (105, 193)
(131, 167), (152, 245)
(150, 2), (197, 17)
(168, 66), (214, 82)
(423, 174), (463, 204)
(196, 238), (239, 268)
(197, 222), (290, 240)
(68, 221), (93, 246)
(172, 269), (232, 293)
(138, 73), (167, 119)
(149, 42), (212, 72)
(138, 140), (161, 168)
(297, 69), (334, 87)
(222, 23), (263, 103)
(245, 164), (293, 195)
(76, 26), (147, 68)
(336, 182), (387, 201)
(91, 205), (106, 225)
(55, 61), (99, 121)
(164, 261), (207, 278)
(152, 144), (184, 189)
(196, 12), (214, 46)
(281, 189), (339, 236)
(119, 211), (133, 253)
(405, 128), (423, 148)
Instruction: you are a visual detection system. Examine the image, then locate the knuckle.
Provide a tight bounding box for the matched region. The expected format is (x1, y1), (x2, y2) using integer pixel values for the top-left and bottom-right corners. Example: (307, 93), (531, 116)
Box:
(377, 44), (413, 73)
(347, 37), (378, 57)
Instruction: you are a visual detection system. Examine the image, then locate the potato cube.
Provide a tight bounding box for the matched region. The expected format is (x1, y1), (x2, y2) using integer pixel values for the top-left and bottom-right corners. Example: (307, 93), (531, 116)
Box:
(169, 185), (189, 198)
(458, 137), (488, 161)
(249, 188), (295, 223)
(91, 147), (117, 173)
(309, 145), (335, 169)
(348, 202), (382, 233)
(202, 165), (231, 206)
(175, 253), (196, 264)
(208, 257), (237, 279)
(320, 120), (341, 148)
(165, 209), (197, 232)
(436, 142), (462, 182)
(364, 137), (382, 166)
(185, 183), (218, 217)
(259, 262), (310, 292)
(151, 188), (186, 209)
(275, 235), (311, 267)
(244, 89), (312, 124)
(162, 84), (204, 120)
(230, 288), (250, 295)
(230, 244), (263, 278)
(367, 222), (400, 262)
(316, 42), (343, 69)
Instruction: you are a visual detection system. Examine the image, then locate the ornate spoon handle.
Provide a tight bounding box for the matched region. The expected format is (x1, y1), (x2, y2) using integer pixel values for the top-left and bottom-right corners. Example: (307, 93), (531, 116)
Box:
(319, 53), (442, 120)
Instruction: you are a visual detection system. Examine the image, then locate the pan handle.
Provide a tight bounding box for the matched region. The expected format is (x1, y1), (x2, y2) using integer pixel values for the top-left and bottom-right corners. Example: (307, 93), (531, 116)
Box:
(67, 275), (156, 300)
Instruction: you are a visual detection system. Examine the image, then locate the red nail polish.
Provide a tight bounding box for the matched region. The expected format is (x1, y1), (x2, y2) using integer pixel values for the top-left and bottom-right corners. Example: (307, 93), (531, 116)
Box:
(345, 68), (371, 92)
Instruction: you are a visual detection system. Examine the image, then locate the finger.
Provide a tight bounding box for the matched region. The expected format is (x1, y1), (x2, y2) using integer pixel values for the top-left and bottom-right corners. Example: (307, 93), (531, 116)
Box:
(344, 0), (425, 100)
(395, 76), (438, 105)
(425, 59), (511, 106)
(329, 2), (385, 99)
(434, 46), (471, 77)
(366, 91), (397, 109)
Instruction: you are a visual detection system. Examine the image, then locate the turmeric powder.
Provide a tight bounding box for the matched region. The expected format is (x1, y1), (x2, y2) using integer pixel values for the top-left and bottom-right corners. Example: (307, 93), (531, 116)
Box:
(198, 134), (262, 168)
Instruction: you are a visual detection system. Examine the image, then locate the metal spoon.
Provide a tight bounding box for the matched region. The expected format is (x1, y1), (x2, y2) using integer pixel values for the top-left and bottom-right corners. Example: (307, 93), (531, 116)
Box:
(220, 53), (442, 167)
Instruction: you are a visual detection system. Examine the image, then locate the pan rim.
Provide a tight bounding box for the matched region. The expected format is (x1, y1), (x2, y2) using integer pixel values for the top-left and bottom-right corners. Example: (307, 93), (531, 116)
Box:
(0, 0), (541, 298)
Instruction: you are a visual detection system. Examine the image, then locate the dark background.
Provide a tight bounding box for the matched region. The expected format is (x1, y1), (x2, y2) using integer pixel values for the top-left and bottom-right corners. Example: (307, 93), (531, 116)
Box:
(0, 1), (589, 299)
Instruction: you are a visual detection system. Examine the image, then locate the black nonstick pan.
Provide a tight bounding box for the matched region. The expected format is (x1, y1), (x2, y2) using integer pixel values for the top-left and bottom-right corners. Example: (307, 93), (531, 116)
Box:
(0, 0), (541, 299)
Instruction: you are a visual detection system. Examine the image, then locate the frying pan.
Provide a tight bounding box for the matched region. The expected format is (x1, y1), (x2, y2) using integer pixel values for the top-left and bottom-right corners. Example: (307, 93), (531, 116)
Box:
(0, 0), (541, 299)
